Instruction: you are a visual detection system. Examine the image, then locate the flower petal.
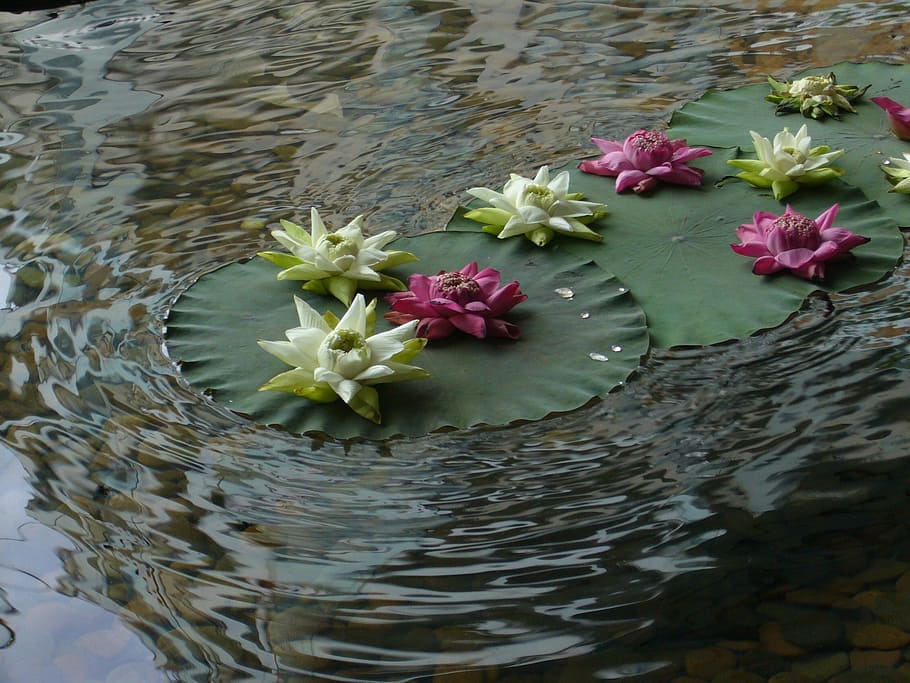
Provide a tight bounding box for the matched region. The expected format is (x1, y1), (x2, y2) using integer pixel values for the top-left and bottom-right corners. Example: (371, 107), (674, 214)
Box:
(449, 313), (487, 338)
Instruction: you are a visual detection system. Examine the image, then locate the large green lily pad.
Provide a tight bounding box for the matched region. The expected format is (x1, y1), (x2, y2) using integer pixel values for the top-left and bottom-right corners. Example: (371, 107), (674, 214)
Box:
(448, 150), (903, 348)
(165, 231), (649, 440)
(667, 60), (910, 227)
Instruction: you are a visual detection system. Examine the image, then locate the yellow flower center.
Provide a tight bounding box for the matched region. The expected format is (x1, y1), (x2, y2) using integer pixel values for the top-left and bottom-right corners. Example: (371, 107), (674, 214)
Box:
(326, 329), (367, 353)
(324, 233), (359, 259)
(524, 184), (556, 211)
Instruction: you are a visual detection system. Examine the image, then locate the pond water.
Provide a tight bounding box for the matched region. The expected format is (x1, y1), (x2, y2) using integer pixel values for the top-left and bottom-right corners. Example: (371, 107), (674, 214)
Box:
(0, 0), (909, 681)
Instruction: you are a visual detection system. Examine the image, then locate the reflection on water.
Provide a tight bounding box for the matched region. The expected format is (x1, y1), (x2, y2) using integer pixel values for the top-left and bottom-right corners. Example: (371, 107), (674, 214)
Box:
(0, 442), (160, 682)
(0, 0), (909, 680)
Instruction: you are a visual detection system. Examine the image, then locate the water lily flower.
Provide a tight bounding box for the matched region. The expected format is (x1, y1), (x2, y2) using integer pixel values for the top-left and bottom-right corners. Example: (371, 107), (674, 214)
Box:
(385, 262), (527, 340)
(766, 72), (869, 119)
(464, 165), (607, 247)
(577, 129), (712, 194)
(880, 152), (910, 194)
(257, 294), (430, 423)
(731, 204), (869, 281)
(257, 207), (418, 305)
(727, 125), (845, 201)
(870, 96), (910, 141)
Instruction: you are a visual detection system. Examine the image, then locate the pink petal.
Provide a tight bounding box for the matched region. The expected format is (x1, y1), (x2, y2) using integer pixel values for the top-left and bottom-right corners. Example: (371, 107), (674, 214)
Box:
(486, 318), (521, 339)
(578, 158), (614, 176)
(590, 137), (624, 154)
(406, 274), (433, 299)
(775, 248), (817, 269)
(459, 262), (479, 277)
(615, 169), (653, 193)
(871, 97), (910, 121)
(670, 144), (713, 163)
(752, 211), (781, 236)
(792, 263), (822, 281)
(731, 241), (770, 258)
(813, 204), (839, 232)
(449, 313), (487, 338)
(473, 267), (502, 296)
(428, 297), (462, 310)
(766, 228), (789, 254)
(736, 223), (762, 242)
(650, 163), (705, 186)
(812, 241), (841, 261)
(486, 281), (526, 315)
(418, 317), (456, 340)
(752, 256), (784, 275)
(385, 291), (411, 306)
(820, 227), (870, 252)
(871, 97), (910, 139)
(384, 311), (417, 325)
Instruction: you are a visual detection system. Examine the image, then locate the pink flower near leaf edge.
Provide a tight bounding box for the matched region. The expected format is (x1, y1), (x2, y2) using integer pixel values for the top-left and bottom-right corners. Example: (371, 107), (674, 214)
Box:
(578, 129), (713, 194)
(871, 96), (910, 141)
(731, 204), (869, 281)
(385, 262), (527, 340)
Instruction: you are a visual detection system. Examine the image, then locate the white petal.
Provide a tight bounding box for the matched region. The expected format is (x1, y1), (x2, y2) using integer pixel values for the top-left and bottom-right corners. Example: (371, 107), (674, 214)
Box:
(517, 205), (551, 224)
(258, 340), (310, 369)
(355, 364), (396, 382)
(271, 230), (301, 251)
(468, 187), (507, 203)
(547, 216), (575, 232)
(336, 223), (366, 245)
(293, 296), (331, 332)
(547, 170), (571, 197)
(365, 325), (413, 362)
(334, 293), (368, 335)
(362, 230), (398, 250)
(284, 329), (326, 368)
(497, 217), (535, 239)
(309, 207), (327, 242)
(750, 131), (773, 164)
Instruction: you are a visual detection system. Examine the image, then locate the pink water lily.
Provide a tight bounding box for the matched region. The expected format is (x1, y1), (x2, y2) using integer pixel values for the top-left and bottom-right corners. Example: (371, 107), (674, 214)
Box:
(871, 96), (910, 141)
(384, 262), (527, 340)
(731, 204), (869, 281)
(578, 129), (713, 194)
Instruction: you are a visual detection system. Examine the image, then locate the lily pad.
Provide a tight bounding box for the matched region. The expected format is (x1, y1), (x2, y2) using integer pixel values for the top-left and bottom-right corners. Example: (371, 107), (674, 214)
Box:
(448, 151), (903, 348)
(667, 60), (910, 227)
(165, 231), (649, 440)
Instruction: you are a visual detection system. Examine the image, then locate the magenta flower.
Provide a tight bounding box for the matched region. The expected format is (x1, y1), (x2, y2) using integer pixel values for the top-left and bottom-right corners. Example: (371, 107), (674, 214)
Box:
(731, 204), (869, 281)
(578, 129), (713, 194)
(871, 97), (910, 141)
(384, 262), (527, 340)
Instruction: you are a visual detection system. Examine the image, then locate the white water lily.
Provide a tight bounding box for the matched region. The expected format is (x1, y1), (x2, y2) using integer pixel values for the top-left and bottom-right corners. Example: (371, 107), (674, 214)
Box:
(464, 165), (607, 247)
(881, 152), (910, 194)
(257, 294), (430, 424)
(727, 125), (845, 200)
(766, 73), (868, 120)
(258, 207), (417, 305)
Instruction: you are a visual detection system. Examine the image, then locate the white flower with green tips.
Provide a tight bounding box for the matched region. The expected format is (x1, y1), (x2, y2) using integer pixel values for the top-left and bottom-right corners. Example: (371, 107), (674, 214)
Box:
(464, 165), (607, 247)
(257, 207), (417, 305)
(766, 73), (868, 120)
(727, 125), (845, 201)
(881, 152), (910, 194)
(257, 294), (430, 424)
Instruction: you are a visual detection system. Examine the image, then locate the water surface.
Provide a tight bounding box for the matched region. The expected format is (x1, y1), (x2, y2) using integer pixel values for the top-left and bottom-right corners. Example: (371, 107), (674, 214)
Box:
(0, 1), (909, 680)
